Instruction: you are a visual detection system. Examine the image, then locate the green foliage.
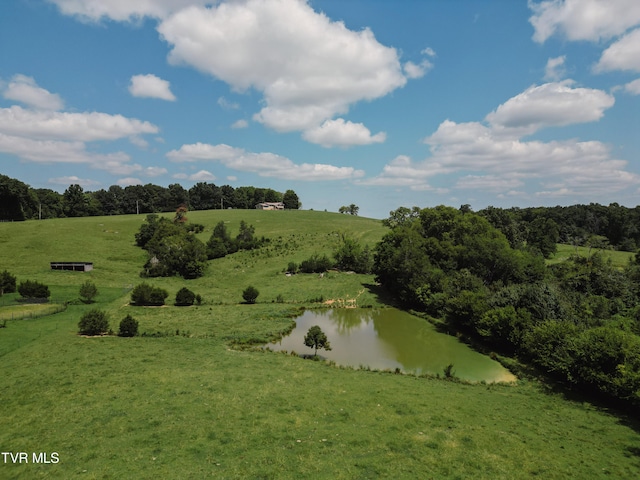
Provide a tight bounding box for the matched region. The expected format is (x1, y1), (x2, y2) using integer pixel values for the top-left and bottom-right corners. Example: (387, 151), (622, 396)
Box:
(333, 234), (373, 273)
(299, 253), (333, 273)
(175, 287), (196, 306)
(303, 325), (332, 357)
(118, 314), (139, 337)
(141, 217), (208, 279)
(242, 286), (259, 304)
(282, 189), (300, 209)
(135, 214), (160, 248)
(286, 261), (298, 274)
(338, 204), (359, 215)
(78, 309), (109, 336)
(18, 280), (50, 299)
(527, 217), (560, 258)
(131, 283), (168, 306)
(79, 280), (98, 303)
(0, 270), (17, 295)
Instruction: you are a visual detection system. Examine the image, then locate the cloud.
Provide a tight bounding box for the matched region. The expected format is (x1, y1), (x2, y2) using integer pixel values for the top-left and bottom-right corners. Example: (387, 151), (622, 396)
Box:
(302, 118), (386, 148)
(231, 119), (248, 129)
(46, 0), (210, 22)
(128, 74), (176, 101)
(218, 96), (240, 110)
(594, 28), (640, 73)
(403, 60), (433, 79)
(158, 0), (407, 132)
(485, 81), (614, 136)
(167, 142), (364, 181)
(366, 80), (637, 197)
(0, 106), (158, 141)
(529, 0), (640, 43)
(116, 177), (143, 186)
(189, 170), (216, 181)
(421, 47), (436, 57)
(48, 175), (100, 188)
(623, 78), (640, 95)
(2, 75), (64, 110)
(143, 166), (168, 177)
(544, 56), (567, 81)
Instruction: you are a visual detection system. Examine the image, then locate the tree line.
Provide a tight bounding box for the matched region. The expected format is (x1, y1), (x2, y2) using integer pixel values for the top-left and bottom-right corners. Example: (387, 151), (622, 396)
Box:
(374, 205), (640, 408)
(0, 174), (300, 220)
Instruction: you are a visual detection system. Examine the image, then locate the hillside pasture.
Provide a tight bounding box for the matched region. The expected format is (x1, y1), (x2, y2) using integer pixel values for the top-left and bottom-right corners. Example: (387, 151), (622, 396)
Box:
(1, 211), (640, 478)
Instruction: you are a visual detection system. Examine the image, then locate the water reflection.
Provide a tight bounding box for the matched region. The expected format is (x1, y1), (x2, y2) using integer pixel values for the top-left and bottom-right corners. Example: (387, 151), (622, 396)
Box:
(265, 308), (516, 383)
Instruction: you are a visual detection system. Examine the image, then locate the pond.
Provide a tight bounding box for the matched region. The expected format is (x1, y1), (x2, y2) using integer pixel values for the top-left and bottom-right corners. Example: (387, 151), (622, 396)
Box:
(265, 308), (516, 383)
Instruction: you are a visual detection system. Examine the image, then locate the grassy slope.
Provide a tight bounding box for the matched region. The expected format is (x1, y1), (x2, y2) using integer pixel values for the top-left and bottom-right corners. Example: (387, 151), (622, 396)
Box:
(1, 211), (640, 479)
(547, 243), (634, 268)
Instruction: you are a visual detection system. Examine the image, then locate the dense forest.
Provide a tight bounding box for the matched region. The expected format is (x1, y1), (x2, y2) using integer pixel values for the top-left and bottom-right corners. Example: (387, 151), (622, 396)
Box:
(0, 174), (300, 220)
(375, 205), (640, 408)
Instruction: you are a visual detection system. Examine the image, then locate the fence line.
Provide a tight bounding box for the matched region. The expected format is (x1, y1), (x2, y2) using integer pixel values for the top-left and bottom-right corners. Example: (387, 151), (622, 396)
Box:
(0, 302), (68, 322)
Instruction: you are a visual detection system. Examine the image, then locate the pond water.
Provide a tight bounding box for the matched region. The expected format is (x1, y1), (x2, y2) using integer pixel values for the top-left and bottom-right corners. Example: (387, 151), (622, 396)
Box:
(265, 308), (516, 383)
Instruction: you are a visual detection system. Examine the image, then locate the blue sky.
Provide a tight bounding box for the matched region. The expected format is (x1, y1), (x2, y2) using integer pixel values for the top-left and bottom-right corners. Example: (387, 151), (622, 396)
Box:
(1, 0), (639, 218)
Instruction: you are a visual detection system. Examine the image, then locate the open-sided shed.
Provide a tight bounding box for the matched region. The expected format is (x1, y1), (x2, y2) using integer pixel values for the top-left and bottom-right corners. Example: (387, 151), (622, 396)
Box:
(50, 262), (93, 272)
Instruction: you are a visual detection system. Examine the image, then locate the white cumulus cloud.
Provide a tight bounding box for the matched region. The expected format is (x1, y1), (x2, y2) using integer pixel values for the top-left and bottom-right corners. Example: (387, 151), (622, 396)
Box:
(485, 81), (614, 136)
(594, 28), (640, 73)
(2, 75), (64, 110)
(46, 0), (210, 22)
(544, 56), (567, 81)
(623, 78), (640, 95)
(365, 80), (636, 197)
(158, 0), (407, 132)
(167, 142), (364, 181)
(529, 0), (640, 43)
(302, 118), (386, 148)
(129, 74), (176, 101)
(48, 175), (100, 187)
(231, 119), (248, 129)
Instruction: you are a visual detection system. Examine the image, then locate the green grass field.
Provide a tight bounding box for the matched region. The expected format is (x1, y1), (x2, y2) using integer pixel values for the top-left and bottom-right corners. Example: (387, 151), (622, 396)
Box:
(2, 211), (640, 479)
(547, 243), (635, 268)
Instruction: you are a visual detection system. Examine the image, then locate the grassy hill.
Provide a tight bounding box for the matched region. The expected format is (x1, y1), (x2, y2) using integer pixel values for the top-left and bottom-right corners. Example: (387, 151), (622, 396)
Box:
(1, 211), (640, 479)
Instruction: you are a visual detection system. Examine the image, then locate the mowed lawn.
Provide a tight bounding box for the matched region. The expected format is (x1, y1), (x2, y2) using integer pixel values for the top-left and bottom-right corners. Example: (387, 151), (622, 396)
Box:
(2, 211), (640, 479)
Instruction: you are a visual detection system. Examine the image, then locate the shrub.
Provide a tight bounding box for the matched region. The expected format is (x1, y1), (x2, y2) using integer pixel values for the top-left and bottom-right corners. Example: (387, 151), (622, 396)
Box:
(242, 286), (259, 304)
(299, 254), (333, 273)
(0, 270), (17, 295)
(18, 280), (50, 299)
(175, 287), (196, 306)
(78, 309), (109, 336)
(79, 280), (98, 303)
(286, 262), (298, 274)
(130, 282), (168, 306)
(118, 315), (139, 337)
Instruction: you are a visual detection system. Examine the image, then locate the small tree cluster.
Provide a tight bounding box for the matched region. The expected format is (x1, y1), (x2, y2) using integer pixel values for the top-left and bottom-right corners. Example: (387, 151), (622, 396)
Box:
(130, 283), (169, 306)
(333, 235), (373, 273)
(18, 280), (50, 300)
(0, 270), (16, 296)
(299, 254), (333, 273)
(78, 309), (109, 336)
(206, 220), (265, 259)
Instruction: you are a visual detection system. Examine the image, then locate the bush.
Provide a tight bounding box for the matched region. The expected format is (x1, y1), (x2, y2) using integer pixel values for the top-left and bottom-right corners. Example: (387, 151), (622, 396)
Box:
(78, 309), (109, 336)
(286, 261), (298, 274)
(18, 280), (50, 299)
(79, 280), (98, 303)
(299, 254), (333, 273)
(242, 286), (259, 304)
(0, 270), (17, 295)
(130, 282), (168, 306)
(175, 287), (196, 306)
(118, 315), (139, 337)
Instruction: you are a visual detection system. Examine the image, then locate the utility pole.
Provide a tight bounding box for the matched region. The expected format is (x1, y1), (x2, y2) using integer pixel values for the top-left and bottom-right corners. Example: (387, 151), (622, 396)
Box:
(136, 200), (139, 215)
